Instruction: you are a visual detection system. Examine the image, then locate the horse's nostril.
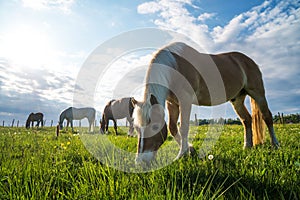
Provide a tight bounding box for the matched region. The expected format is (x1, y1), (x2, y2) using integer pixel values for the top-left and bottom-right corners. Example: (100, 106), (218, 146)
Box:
(135, 156), (143, 164)
(152, 124), (159, 131)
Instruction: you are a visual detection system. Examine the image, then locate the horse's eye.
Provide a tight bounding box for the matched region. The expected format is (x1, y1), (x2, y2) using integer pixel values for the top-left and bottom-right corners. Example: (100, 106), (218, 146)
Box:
(151, 123), (160, 132)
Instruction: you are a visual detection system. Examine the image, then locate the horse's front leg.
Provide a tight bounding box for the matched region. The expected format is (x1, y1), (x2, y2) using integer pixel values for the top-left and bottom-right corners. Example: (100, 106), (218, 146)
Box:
(175, 103), (193, 160)
(66, 120), (69, 130)
(105, 119), (109, 133)
(70, 120), (74, 132)
(127, 117), (134, 136)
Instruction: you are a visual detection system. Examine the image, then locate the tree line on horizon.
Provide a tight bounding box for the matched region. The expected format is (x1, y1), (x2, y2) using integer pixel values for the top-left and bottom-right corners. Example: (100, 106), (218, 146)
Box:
(191, 113), (300, 126)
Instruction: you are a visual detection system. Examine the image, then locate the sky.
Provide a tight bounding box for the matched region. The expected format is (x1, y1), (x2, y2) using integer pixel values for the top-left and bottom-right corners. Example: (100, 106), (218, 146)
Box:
(0, 0), (299, 127)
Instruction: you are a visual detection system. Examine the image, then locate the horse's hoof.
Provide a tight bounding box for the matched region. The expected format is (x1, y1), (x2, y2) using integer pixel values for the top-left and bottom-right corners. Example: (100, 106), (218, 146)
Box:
(243, 143), (253, 149)
(273, 143), (280, 149)
(189, 146), (197, 156)
(174, 154), (182, 161)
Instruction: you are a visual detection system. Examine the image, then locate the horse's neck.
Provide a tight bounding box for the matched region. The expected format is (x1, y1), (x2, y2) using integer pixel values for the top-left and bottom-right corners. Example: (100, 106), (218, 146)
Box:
(145, 85), (167, 108)
(59, 112), (66, 122)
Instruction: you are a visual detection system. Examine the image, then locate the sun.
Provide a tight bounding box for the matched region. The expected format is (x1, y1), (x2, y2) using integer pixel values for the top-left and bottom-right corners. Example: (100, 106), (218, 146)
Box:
(0, 25), (55, 68)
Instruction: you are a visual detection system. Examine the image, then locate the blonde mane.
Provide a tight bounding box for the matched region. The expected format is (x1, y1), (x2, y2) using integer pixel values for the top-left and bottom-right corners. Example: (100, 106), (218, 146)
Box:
(133, 101), (151, 127)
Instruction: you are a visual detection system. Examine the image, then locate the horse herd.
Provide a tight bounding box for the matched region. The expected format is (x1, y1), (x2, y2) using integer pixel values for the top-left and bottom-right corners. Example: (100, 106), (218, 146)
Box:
(25, 42), (280, 164)
(26, 97), (135, 136)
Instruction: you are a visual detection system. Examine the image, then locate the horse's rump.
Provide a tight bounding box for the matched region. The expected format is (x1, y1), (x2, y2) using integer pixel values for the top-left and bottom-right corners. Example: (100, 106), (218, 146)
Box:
(110, 97), (134, 119)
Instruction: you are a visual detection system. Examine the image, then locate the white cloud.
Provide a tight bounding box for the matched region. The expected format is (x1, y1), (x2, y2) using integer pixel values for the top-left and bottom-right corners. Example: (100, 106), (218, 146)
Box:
(212, 14), (245, 44)
(22, 0), (75, 14)
(0, 59), (76, 104)
(94, 51), (153, 111)
(137, 1), (162, 14)
(197, 12), (216, 22)
(138, 0), (212, 51)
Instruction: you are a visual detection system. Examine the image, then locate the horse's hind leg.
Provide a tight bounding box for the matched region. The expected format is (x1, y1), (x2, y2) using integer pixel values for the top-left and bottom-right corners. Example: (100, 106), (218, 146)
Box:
(247, 90), (279, 147)
(112, 119), (118, 135)
(231, 94), (253, 148)
(88, 119), (94, 132)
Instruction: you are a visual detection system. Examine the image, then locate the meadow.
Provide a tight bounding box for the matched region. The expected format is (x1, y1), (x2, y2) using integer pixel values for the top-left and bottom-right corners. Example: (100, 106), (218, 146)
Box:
(0, 124), (299, 199)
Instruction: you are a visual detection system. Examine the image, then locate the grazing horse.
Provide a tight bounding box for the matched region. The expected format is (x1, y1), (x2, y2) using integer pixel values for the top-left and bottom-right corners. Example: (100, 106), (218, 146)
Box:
(59, 107), (96, 132)
(132, 42), (279, 164)
(100, 97), (136, 135)
(26, 112), (44, 128)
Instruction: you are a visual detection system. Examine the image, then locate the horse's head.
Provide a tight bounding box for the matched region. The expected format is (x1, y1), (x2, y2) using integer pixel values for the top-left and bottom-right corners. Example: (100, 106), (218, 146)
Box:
(132, 94), (168, 165)
(25, 120), (30, 129)
(100, 119), (105, 133)
(58, 122), (63, 130)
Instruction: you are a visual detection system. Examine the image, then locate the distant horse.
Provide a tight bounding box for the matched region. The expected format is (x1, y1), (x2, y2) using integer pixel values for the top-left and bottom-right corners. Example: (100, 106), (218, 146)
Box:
(100, 97), (136, 135)
(26, 112), (44, 128)
(132, 42), (280, 164)
(58, 107), (96, 132)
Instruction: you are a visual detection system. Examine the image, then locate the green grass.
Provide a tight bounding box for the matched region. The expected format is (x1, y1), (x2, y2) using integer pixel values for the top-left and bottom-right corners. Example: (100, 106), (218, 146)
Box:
(0, 124), (299, 199)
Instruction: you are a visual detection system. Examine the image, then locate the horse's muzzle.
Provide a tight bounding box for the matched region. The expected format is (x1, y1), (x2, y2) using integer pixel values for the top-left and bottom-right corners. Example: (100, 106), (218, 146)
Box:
(135, 151), (155, 165)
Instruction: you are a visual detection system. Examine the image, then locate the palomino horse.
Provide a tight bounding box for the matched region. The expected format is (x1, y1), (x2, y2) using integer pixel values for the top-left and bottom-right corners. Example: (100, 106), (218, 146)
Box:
(100, 97), (135, 136)
(58, 107), (96, 132)
(132, 42), (279, 164)
(26, 112), (44, 128)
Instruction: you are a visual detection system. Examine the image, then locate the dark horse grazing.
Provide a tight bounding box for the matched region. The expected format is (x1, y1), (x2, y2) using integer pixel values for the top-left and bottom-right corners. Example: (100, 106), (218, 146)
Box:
(132, 42), (279, 164)
(26, 112), (44, 128)
(59, 107), (96, 132)
(100, 97), (136, 135)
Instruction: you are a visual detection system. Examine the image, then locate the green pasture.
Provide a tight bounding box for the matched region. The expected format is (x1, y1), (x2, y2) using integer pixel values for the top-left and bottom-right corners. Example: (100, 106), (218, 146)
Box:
(0, 124), (299, 199)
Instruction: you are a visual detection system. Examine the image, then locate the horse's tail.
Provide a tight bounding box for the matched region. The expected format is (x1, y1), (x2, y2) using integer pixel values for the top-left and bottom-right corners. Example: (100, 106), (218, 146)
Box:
(250, 97), (265, 146)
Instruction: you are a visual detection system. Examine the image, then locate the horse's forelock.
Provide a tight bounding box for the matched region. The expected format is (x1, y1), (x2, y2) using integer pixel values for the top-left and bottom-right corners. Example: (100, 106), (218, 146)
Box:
(133, 101), (151, 127)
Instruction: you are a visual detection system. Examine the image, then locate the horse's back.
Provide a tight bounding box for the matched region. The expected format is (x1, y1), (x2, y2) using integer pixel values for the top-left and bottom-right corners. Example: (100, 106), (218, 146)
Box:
(28, 112), (43, 121)
(110, 97), (132, 119)
(154, 43), (262, 105)
(63, 107), (95, 120)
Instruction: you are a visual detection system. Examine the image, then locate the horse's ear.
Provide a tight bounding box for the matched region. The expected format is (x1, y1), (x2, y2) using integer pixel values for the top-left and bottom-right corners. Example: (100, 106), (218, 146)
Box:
(150, 94), (159, 105)
(131, 97), (138, 106)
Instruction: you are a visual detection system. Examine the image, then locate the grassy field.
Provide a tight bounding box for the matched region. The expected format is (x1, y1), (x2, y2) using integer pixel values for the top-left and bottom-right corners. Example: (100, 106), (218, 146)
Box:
(0, 124), (299, 199)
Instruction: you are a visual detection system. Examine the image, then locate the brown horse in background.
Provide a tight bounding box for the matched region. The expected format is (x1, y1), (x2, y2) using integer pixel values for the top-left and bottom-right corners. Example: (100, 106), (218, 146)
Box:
(100, 97), (136, 135)
(26, 112), (44, 128)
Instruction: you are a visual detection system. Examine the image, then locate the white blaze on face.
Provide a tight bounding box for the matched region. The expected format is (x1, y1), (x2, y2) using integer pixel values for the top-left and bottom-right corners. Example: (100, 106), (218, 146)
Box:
(139, 127), (145, 153)
(136, 126), (156, 164)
